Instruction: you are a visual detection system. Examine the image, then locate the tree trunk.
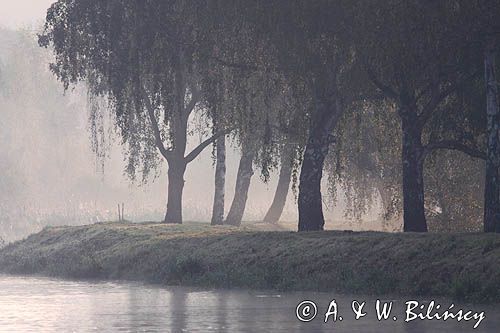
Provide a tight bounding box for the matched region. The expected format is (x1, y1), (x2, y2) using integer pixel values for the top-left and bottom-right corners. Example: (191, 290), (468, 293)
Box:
(298, 96), (340, 231)
(263, 146), (293, 223)
(164, 158), (187, 224)
(483, 38), (500, 233)
(211, 136), (226, 225)
(401, 114), (427, 232)
(225, 145), (255, 226)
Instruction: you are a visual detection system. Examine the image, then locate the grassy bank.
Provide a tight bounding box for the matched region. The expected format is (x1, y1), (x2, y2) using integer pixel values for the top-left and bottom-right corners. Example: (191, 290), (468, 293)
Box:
(0, 222), (499, 302)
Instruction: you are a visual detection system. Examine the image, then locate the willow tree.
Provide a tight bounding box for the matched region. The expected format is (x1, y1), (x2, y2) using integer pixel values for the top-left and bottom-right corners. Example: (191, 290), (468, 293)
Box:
(260, 81), (309, 224)
(218, 67), (309, 226)
(241, 1), (363, 231)
(477, 1), (500, 232)
(354, 0), (488, 232)
(326, 101), (402, 226)
(39, 0), (228, 223)
(484, 38), (500, 232)
(327, 96), (486, 232)
(194, 6), (306, 227)
(189, 1), (361, 230)
(220, 69), (292, 227)
(425, 150), (485, 232)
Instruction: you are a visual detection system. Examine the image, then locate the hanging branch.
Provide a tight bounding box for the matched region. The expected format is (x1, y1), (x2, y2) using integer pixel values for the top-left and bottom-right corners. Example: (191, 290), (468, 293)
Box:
(141, 86), (173, 160)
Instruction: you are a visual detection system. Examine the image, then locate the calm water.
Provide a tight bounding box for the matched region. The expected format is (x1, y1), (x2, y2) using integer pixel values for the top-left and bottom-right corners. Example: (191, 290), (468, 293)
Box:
(0, 275), (498, 332)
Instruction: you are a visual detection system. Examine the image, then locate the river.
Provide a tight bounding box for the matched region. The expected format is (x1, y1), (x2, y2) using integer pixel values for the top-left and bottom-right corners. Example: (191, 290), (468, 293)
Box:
(0, 275), (497, 332)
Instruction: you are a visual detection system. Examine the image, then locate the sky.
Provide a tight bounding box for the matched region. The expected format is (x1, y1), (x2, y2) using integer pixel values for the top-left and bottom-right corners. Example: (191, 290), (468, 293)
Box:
(0, 1), (55, 29)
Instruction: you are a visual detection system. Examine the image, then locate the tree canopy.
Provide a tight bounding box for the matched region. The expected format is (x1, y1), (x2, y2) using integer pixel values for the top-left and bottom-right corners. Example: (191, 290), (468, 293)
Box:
(39, 0), (500, 232)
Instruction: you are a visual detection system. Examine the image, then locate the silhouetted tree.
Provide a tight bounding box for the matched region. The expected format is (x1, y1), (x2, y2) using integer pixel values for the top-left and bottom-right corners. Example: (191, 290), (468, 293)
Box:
(40, 1), (229, 223)
(353, 0), (487, 232)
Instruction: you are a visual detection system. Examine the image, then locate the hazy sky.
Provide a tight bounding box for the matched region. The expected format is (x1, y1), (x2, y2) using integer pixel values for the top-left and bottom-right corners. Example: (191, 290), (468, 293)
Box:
(0, 1), (55, 28)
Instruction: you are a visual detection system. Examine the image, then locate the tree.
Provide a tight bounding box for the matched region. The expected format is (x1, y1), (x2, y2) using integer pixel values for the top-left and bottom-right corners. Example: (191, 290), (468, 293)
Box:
(454, 0), (500, 233)
(353, 0), (487, 232)
(225, 142), (256, 226)
(425, 150), (484, 232)
(195, 16), (289, 227)
(248, 1), (361, 231)
(196, 11), (307, 227)
(483, 36), (500, 232)
(40, 0), (228, 223)
(326, 101), (402, 226)
(221, 71), (291, 227)
(262, 83), (309, 224)
(210, 135), (226, 225)
(262, 145), (294, 224)
(204, 1), (374, 231)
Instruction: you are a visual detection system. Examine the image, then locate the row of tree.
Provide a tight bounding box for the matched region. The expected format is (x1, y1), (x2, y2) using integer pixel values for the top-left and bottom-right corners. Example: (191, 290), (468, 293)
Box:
(39, 0), (500, 232)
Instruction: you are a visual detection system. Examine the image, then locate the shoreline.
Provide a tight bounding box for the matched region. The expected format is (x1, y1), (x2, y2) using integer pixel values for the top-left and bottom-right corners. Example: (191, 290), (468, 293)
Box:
(0, 222), (499, 303)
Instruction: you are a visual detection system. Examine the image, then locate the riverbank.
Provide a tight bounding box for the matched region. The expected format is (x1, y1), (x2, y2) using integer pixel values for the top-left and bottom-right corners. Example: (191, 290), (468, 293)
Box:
(0, 222), (499, 302)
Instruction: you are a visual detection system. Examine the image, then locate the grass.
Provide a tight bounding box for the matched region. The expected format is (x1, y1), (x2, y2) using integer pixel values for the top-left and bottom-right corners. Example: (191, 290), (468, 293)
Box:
(0, 221), (499, 303)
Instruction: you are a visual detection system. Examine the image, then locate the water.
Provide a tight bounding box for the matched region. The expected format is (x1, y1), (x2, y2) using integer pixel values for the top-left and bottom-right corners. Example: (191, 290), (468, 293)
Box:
(0, 275), (497, 332)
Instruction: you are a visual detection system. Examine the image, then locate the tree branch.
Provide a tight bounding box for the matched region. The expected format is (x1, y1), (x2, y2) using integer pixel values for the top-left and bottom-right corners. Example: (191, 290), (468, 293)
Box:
(184, 129), (233, 164)
(364, 64), (399, 101)
(424, 140), (486, 160)
(418, 70), (480, 126)
(141, 87), (172, 160)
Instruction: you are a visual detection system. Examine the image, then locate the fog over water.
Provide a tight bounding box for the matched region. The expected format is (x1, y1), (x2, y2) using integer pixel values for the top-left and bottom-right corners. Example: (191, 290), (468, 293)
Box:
(0, 1), (383, 242)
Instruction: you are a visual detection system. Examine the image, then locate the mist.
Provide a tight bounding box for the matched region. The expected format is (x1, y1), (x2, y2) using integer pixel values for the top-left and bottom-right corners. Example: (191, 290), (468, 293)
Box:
(0, 28), (288, 240)
(0, 2), (385, 242)
(0, 2), (498, 332)
(0, 27), (333, 241)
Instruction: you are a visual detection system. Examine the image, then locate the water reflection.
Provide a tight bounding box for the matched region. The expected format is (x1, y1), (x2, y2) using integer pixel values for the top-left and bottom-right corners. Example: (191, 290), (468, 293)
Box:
(0, 275), (497, 332)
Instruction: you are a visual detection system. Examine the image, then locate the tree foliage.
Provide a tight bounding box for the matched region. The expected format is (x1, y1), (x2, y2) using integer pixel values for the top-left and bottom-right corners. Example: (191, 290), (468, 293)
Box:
(38, 0), (500, 231)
